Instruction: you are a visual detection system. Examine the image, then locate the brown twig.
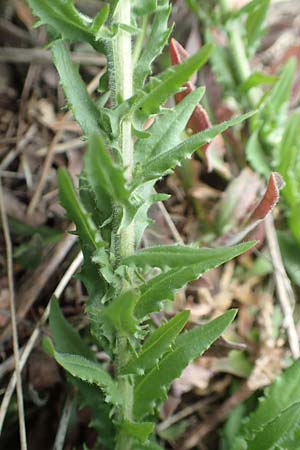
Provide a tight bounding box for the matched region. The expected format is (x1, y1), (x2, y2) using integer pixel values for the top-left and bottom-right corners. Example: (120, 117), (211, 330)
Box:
(181, 382), (252, 449)
(0, 232), (77, 343)
(0, 177), (27, 450)
(0, 251), (83, 435)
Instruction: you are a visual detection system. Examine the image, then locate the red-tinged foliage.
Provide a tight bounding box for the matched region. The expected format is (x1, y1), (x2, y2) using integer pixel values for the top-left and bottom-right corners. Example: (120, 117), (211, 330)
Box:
(249, 172), (285, 222)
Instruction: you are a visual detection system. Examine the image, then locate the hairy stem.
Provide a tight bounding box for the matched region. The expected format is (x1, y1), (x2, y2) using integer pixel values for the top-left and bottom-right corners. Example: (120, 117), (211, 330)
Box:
(113, 0), (135, 259)
(112, 1), (135, 448)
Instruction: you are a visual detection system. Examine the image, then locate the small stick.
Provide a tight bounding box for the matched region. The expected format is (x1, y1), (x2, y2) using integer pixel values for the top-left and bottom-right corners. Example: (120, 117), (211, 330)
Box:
(52, 395), (74, 450)
(0, 178), (27, 450)
(157, 201), (184, 244)
(0, 252), (83, 435)
(0, 47), (106, 66)
(182, 382), (252, 449)
(265, 214), (300, 359)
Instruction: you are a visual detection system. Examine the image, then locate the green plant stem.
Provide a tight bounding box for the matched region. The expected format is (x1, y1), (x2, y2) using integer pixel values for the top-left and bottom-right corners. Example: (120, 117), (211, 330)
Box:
(112, 1), (135, 448)
(113, 0), (135, 259)
(218, 0), (261, 108)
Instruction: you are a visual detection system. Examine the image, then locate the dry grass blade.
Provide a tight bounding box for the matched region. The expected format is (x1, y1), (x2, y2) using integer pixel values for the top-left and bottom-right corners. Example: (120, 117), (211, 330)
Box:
(0, 177), (27, 450)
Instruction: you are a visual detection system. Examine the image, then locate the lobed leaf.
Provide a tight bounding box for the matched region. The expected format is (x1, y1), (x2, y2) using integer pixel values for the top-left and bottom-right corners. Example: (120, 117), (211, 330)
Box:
(52, 40), (103, 137)
(122, 311), (190, 374)
(134, 0), (172, 89)
(133, 310), (237, 417)
(27, 0), (104, 51)
(54, 351), (120, 404)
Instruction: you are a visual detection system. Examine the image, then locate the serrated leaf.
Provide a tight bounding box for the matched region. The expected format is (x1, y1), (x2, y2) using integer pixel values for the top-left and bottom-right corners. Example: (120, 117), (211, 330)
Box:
(133, 309), (237, 418)
(57, 168), (101, 250)
(139, 112), (254, 182)
(134, 87), (205, 167)
(132, 44), (212, 127)
(27, 0), (104, 51)
(85, 134), (131, 204)
(245, 403), (300, 450)
(122, 311), (189, 374)
(135, 241), (255, 317)
(103, 290), (139, 336)
(51, 40), (103, 136)
(134, 0), (171, 89)
(50, 298), (94, 360)
(54, 351), (120, 404)
(241, 360), (300, 439)
(123, 240), (255, 270)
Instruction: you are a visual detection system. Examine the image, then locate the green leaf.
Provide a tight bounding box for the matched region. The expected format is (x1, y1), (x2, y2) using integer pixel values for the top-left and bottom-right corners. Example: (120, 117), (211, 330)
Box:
(241, 360), (300, 439)
(239, 71), (278, 93)
(134, 0), (172, 89)
(53, 351), (120, 404)
(85, 134), (131, 204)
(76, 380), (115, 450)
(238, 403), (300, 450)
(50, 298), (94, 359)
(277, 112), (300, 207)
(134, 87), (205, 167)
(135, 241), (255, 317)
(27, 0), (104, 52)
(263, 58), (296, 118)
(121, 420), (154, 442)
(133, 309), (237, 418)
(133, 0), (157, 16)
(123, 241), (255, 270)
(103, 290), (139, 336)
(52, 40), (103, 136)
(246, 129), (270, 178)
(133, 44), (212, 127)
(57, 168), (101, 250)
(122, 311), (190, 374)
(245, 0), (270, 55)
(139, 112), (254, 182)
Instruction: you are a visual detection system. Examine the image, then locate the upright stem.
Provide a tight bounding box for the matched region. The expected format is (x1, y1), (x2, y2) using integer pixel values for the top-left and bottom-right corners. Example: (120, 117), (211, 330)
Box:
(113, 0), (135, 258)
(219, 0), (261, 108)
(112, 2), (135, 448)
